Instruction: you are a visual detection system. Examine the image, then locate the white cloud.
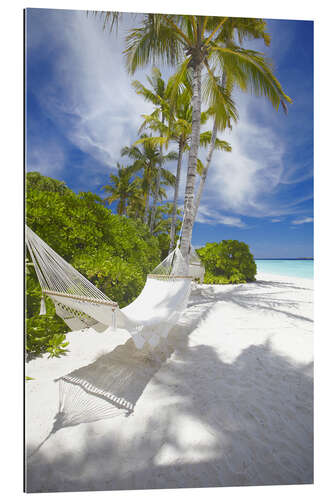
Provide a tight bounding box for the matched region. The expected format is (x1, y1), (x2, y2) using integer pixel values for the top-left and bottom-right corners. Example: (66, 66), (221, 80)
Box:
(198, 91), (312, 219)
(271, 218), (282, 223)
(27, 138), (66, 177)
(291, 216), (313, 225)
(196, 205), (245, 228)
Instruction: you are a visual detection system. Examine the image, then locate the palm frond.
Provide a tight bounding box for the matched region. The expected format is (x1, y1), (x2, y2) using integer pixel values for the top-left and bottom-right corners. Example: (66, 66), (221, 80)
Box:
(121, 145), (143, 161)
(124, 15), (184, 74)
(166, 58), (192, 107)
(134, 136), (168, 148)
(202, 66), (239, 129)
(214, 137), (232, 152)
(196, 158), (205, 176)
(212, 45), (292, 112)
(132, 80), (162, 106)
(90, 11), (123, 33)
(160, 168), (176, 186)
(139, 113), (169, 134)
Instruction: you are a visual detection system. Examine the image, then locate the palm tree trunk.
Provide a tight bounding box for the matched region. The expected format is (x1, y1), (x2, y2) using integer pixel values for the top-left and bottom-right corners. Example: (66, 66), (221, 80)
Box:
(193, 117), (218, 221)
(119, 196), (126, 215)
(169, 140), (184, 252)
(149, 119), (165, 233)
(180, 62), (202, 259)
(143, 189), (150, 225)
(149, 161), (161, 232)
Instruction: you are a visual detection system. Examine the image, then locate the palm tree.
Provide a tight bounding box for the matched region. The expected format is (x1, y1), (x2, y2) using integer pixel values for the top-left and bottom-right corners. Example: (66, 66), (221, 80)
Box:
(149, 202), (183, 260)
(102, 163), (139, 215)
(137, 86), (192, 250)
(132, 68), (169, 232)
(138, 84), (232, 251)
(126, 180), (173, 223)
(193, 22), (274, 223)
(121, 135), (177, 226)
(193, 129), (232, 222)
(125, 184), (146, 220)
(95, 14), (292, 259)
(151, 202), (182, 236)
(193, 73), (233, 221)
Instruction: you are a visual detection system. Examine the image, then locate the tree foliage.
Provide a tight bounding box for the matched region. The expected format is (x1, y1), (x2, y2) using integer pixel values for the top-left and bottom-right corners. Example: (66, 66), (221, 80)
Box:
(26, 171), (69, 194)
(26, 271), (69, 357)
(197, 240), (257, 284)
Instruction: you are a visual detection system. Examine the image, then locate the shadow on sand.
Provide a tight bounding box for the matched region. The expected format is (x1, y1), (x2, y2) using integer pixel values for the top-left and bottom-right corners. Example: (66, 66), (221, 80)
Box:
(195, 280), (313, 324)
(26, 284), (313, 492)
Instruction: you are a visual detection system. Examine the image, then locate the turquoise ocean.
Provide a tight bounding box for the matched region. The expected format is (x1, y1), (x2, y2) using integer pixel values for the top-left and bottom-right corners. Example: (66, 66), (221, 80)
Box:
(255, 259), (313, 280)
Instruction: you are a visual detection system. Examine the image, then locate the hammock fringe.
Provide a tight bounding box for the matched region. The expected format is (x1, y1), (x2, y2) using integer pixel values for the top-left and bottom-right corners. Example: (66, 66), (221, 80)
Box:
(39, 295), (46, 316)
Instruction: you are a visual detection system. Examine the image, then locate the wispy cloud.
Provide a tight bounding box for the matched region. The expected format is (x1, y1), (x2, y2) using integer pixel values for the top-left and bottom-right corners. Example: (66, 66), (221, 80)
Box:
(27, 10), (152, 174)
(27, 137), (66, 177)
(198, 89), (313, 219)
(196, 205), (246, 228)
(271, 218), (282, 223)
(291, 216), (313, 225)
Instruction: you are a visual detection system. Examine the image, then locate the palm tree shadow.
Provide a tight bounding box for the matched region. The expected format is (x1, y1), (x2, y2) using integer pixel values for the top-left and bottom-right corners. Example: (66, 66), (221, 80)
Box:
(27, 281), (313, 470)
(254, 279), (311, 292)
(201, 281), (313, 324)
(26, 339), (313, 492)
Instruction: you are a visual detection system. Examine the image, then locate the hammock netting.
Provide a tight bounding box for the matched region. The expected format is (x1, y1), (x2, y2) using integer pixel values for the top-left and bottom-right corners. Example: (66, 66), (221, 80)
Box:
(25, 225), (198, 349)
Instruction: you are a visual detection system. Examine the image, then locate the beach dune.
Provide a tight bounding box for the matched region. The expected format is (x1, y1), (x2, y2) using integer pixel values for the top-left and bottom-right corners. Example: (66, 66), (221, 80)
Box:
(25, 272), (313, 492)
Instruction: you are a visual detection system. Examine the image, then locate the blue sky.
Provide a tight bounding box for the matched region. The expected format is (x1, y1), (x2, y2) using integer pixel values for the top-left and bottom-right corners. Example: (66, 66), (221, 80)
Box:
(26, 9), (313, 258)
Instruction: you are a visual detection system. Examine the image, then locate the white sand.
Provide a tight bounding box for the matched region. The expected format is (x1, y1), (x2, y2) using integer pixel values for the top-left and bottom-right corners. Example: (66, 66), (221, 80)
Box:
(25, 272), (313, 492)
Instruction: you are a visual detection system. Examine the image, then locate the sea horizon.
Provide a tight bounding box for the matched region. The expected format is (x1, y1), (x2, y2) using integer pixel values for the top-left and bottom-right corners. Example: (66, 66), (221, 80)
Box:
(255, 258), (313, 279)
(254, 257), (313, 260)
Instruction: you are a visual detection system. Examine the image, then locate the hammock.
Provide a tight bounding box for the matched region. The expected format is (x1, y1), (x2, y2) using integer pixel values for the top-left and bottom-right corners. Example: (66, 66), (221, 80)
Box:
(25, 225), (193, 349)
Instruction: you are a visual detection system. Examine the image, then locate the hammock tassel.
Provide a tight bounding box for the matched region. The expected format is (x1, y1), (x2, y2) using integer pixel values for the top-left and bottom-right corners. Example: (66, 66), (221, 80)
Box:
(111, 307), (117, 331)
(39, 295), (46, 316)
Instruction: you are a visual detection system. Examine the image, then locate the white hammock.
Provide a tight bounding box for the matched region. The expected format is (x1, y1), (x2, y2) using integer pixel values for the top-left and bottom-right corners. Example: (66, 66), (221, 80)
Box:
(25, 226), (193, 349)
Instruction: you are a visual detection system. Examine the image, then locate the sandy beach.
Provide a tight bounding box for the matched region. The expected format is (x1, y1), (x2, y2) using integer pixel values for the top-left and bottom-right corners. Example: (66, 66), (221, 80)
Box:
(25, 272), (313, 492)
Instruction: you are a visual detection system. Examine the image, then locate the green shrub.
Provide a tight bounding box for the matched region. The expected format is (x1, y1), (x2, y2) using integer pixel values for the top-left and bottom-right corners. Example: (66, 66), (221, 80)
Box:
(26, 312), (69, 358)
(26, 271), (68, 358)
(72, 251), (146, 308)
(197, 240), (257, 284)
(46, 334), (69, 358)
(26, 171), (69, 194)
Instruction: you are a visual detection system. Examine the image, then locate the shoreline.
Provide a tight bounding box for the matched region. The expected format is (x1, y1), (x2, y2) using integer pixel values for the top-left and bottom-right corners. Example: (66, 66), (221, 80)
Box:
(26, 272), (313, 492)
(256, 271), (313, 285)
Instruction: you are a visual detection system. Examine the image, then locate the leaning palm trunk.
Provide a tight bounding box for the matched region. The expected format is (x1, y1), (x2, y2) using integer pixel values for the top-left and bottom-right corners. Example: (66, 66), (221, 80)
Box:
(169, 141), (184, 252)
(193, 117), (218, 221)
(180, 62), (202, 258)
